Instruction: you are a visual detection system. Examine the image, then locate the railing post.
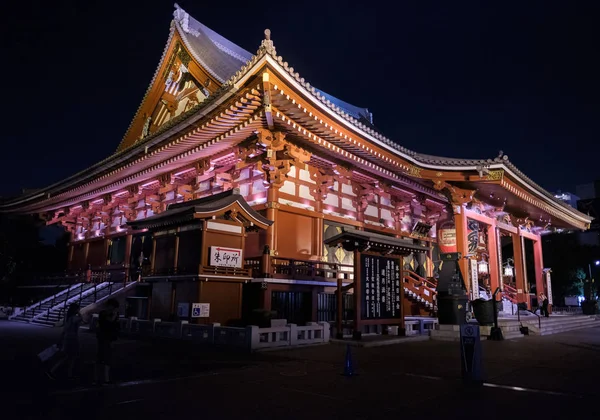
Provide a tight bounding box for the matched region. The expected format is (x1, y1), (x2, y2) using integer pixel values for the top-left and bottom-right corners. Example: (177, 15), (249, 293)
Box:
(289, 259), (295, 279)
(288, 324), (298, 346)
(210, 323), (220, 345)
(246, 325), (260, 351)
(152, 318), (161, 332)
(78, 282), (84, 306)
(318, 321), (331, 343)
(178, 320), (188, 339)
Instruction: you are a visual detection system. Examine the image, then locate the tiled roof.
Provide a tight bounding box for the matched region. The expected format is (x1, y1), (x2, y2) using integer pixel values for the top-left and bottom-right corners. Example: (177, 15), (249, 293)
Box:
(173, 4), (372, 122)
(127, 188), (272, 230)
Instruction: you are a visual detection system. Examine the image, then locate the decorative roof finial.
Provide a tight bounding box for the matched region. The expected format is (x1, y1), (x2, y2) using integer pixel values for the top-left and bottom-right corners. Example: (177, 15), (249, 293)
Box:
(258, 28), (276, 55)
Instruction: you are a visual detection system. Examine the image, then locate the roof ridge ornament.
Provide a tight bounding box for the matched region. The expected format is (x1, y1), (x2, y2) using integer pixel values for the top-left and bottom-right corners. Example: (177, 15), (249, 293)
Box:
(173, 3), (190, 33)
(258, 28), (276, 56)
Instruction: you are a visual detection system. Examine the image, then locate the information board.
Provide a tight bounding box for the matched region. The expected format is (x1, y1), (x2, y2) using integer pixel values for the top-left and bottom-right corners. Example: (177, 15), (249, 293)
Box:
(360, 254), (402, 320)
(191, 303), (210, 318)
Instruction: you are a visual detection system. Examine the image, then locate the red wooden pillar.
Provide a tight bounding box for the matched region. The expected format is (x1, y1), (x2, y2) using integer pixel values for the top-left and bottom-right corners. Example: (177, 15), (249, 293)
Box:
(487, 224), (500, 293)
(512, 232), (528, 307)
(265, 186), (279, 257)
(453, 205), (469, 294)
(533, 237), (545, 297)
(426, 246), (434, 278)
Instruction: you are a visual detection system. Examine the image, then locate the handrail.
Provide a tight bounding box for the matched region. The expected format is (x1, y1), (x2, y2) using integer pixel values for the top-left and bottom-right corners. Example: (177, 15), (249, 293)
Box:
(517, 305), (541, 330)
(404, 270), (437, 289)
(403, 270), (436, 310)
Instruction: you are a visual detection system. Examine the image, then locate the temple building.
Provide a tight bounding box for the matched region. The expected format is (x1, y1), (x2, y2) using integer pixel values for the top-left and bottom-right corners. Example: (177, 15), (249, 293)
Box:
(1, 5), (591, 332)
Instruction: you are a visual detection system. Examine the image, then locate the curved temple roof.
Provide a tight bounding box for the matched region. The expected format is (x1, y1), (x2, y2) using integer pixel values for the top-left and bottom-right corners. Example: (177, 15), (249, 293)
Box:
(173, 4), (373, 124)
(0, 4), (592, 231)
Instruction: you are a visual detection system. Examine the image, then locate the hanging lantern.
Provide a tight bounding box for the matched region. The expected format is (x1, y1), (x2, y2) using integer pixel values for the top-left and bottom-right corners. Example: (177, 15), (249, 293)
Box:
(504, 263), (514, 277)
(478, 260), (489, 275)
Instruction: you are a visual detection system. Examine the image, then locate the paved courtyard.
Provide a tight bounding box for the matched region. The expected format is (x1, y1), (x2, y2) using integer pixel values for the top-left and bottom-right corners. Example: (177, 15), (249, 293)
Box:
(2, 320), (600, 419)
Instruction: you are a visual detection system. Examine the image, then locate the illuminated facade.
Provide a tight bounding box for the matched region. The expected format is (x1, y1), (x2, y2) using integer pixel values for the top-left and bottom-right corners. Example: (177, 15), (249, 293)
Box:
(1, 5), (591, 326)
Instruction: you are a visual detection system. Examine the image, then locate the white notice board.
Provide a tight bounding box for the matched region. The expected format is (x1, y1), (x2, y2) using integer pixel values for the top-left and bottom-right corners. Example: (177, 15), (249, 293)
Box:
(191, 303), (210, 318)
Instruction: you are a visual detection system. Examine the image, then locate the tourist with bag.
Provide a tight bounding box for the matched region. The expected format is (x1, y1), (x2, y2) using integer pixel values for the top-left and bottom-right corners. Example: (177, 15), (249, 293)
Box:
(94, 299), (120, 385)
(45, 303), (84, 380)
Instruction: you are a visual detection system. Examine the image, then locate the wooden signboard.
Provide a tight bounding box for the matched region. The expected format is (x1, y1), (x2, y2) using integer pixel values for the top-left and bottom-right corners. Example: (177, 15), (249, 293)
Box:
(360, 254), (402, 320)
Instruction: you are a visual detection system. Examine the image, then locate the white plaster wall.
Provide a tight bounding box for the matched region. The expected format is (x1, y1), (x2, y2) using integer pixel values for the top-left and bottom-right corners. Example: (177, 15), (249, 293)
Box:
(381, 208), (392, 222)
(298, 169), (314, 183)
(341, 183), (355, 196)
(238, 183), (250, 197)
(280, 180), (296, 196)
(324, 193), (338, 207)
(252, 179), (266, 193)
(236, 168), (250, 182)
(365, 205), (378, 218)
(341, 197), (355, 211)
(299, 185), (312, 201)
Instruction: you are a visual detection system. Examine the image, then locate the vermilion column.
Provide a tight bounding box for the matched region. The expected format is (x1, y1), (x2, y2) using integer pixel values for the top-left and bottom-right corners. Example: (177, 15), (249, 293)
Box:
(427, 246), (434, 278)
(265, 186), (279, 256)
(512, 232), (528, 307)
(533, 237), (545, 297)
(314, 200), (324, 258)
(487, 224), (500, 293)
(453, 205), (469, 294)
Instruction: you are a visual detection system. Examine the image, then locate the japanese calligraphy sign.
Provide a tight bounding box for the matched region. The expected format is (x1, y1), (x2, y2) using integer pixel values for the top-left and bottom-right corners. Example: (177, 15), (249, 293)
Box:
(467, 219), (479, 255)
(470, 258), (479, 300)
(360, 254), (402, 320)
(209, 246), (243, 268)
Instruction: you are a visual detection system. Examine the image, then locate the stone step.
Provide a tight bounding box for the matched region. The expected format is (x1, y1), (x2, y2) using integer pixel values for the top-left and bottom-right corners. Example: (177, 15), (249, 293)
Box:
(538, 321), (599, 335)
(529, 318), (598, 330)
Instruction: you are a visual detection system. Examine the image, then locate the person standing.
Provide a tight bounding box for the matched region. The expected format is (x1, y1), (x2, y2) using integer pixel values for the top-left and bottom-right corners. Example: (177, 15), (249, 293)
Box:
(46, 303), (84, 380)
(537, 293), (546, 315)
(94, 299), (120, 385)
(542, 293), (550, 318)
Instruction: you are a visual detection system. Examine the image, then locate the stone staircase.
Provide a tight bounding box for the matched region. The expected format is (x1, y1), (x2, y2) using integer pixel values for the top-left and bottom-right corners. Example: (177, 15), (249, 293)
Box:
(497, 319), (525, 339)
(521, 315), (600, 336)
(10, 283), (95, 324)
(403, 271), (437, 316)
(10, 282), (125, 327)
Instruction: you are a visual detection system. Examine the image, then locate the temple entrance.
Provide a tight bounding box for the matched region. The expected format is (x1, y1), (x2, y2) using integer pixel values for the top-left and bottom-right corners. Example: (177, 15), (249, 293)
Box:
(271, 291), (312, 325)
(316, 293), (354, 323)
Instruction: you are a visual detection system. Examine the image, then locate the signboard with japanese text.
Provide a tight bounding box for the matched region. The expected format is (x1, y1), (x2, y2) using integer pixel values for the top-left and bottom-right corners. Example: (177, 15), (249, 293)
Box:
(470, 259), (479, 300)
(209, 246), (243, 268)
(437, 221), (457, 254)
(360, 254), (402, 320)
(191, 303), (210, 318)
(546, 272), (553, 305)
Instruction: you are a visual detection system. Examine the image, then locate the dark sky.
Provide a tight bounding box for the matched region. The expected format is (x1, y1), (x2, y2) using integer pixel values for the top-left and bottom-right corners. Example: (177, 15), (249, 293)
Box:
(1, 0), (598, 198)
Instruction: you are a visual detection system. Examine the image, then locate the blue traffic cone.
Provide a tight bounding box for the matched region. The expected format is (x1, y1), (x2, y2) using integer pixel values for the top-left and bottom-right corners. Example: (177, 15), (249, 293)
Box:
(342, 344), (356, 376)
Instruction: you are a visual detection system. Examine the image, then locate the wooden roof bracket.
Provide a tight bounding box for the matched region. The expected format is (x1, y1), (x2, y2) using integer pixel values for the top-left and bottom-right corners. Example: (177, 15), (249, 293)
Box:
(262, 72), (274, 130)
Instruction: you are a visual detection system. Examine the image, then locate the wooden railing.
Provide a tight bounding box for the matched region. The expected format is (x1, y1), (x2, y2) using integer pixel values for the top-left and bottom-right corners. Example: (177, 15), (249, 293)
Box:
(143, 266), (251, 278)
(199, 265), (251, 277)
(403, 270), (437, 310)
(244, 256), (353, 282)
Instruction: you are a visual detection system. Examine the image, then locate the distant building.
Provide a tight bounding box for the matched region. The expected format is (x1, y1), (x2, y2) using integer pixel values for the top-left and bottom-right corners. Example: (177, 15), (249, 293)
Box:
(554, 191), (580, 208)
(576, 180), (600, 201)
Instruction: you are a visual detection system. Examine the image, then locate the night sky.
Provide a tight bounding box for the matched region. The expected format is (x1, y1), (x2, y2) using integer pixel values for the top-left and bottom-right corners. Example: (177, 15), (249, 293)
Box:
(1, 0), (598, 198)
